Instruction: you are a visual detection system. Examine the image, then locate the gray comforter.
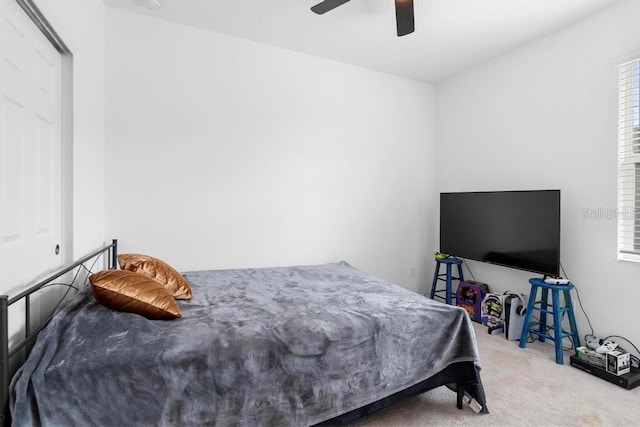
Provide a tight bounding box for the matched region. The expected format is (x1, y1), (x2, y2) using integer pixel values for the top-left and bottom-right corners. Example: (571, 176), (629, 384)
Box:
(11, 262), (485, 426)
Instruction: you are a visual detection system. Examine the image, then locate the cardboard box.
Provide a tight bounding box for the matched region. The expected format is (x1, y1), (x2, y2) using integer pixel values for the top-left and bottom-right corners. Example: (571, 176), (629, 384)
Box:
(606, 350), (631, 376)
(576, 346), (606, 369)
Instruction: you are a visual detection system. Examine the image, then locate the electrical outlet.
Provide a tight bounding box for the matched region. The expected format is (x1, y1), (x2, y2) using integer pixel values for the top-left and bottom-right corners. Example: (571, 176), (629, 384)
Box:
(409, 267), (416, 278)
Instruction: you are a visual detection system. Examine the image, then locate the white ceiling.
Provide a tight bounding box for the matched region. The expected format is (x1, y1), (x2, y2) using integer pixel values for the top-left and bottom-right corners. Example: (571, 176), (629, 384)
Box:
(103, 0), (621, 83)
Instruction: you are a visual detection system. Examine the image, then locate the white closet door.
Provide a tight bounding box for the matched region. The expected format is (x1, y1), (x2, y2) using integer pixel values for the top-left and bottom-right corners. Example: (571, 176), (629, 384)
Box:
(0, 0), (63, 294)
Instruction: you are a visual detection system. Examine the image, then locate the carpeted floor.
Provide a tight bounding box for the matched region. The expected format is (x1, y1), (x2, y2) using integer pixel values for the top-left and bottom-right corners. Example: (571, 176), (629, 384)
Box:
(352, 322), (640, 426)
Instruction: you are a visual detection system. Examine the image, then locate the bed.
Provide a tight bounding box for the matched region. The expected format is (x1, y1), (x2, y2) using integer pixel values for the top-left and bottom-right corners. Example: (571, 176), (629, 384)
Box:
(3, 240), (488, 426)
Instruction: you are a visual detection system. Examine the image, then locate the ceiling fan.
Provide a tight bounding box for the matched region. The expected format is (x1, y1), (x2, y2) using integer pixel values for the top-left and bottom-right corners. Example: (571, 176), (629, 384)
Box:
(311, 0), (415, 37)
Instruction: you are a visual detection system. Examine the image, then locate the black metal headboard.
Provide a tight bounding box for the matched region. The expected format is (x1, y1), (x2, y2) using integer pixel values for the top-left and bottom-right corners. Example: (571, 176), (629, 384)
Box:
(0, 239), (118, 425)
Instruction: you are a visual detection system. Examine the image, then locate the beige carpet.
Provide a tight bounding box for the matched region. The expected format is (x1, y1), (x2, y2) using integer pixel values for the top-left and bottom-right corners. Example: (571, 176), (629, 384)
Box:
(353, 322), (640, 426)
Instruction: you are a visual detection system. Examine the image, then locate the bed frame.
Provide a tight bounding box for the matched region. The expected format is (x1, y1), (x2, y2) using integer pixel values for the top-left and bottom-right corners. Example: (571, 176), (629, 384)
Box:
(0, 239), (118, 425)
(1, 239), (487, 425)
(316, 361), (486, 425)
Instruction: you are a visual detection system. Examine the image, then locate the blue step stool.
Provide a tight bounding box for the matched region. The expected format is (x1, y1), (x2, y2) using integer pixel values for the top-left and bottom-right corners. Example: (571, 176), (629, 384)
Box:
(429, 257), (464, 305)
(518, 278), (581, 364)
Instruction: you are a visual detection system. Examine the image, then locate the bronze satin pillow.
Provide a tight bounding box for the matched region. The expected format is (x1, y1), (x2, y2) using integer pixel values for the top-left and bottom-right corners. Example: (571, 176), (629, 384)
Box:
(89, 270), (181, 320)
(117, 253), (192, 300)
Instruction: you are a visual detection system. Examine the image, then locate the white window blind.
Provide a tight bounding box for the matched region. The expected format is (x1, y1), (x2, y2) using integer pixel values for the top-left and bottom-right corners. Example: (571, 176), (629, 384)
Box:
(618, 58), (640, 260)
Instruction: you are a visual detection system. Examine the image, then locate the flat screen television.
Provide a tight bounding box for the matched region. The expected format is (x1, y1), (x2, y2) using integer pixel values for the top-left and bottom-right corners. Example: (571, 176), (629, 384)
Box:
(439, 190), (560, 277)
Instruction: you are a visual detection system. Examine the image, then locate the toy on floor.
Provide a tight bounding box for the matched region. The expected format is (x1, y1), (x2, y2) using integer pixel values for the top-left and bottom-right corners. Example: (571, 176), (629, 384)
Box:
(481, 293), (504, 334)
(456, 281), (489, 323)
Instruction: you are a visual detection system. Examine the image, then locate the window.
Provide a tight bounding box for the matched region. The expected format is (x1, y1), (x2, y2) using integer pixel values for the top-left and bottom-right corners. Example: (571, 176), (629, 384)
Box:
(618, 58), (640, 261)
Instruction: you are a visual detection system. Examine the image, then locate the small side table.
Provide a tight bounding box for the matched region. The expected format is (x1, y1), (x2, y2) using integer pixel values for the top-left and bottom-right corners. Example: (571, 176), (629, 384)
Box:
(429, 257), (464, 305)
(518, 278), (581, 364)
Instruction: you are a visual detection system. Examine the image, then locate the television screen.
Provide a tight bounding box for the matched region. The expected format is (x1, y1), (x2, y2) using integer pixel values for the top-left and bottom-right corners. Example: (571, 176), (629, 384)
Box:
(439, 190), (560, 277)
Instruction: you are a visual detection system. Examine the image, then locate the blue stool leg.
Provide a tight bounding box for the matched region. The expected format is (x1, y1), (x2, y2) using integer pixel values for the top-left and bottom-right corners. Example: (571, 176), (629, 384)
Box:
(456, 263), (464, 283)
(551, 289), (564, 364)
(564, 289), (581, 348)
(430, 260), (441, 299)
(454, 264), (464, 304)
(445, 263), (453, 305)
(519, 285), (538, 348)
(539, 287), (548, 343)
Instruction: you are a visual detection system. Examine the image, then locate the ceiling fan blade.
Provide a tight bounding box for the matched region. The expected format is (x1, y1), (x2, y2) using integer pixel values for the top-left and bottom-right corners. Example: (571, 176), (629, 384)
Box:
(311, 0), (351, 15)
(395, 0), (415, 36)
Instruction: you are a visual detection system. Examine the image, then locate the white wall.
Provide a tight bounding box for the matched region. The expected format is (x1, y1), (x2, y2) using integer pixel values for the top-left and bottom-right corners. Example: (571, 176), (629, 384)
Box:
(105, 8), (436, 293)
(436, 0), (640, 346)
(33, 0), (106, 257)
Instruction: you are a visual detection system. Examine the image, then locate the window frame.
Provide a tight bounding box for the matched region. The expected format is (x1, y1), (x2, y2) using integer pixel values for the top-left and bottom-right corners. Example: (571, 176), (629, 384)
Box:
(617, 58), (640, 262)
